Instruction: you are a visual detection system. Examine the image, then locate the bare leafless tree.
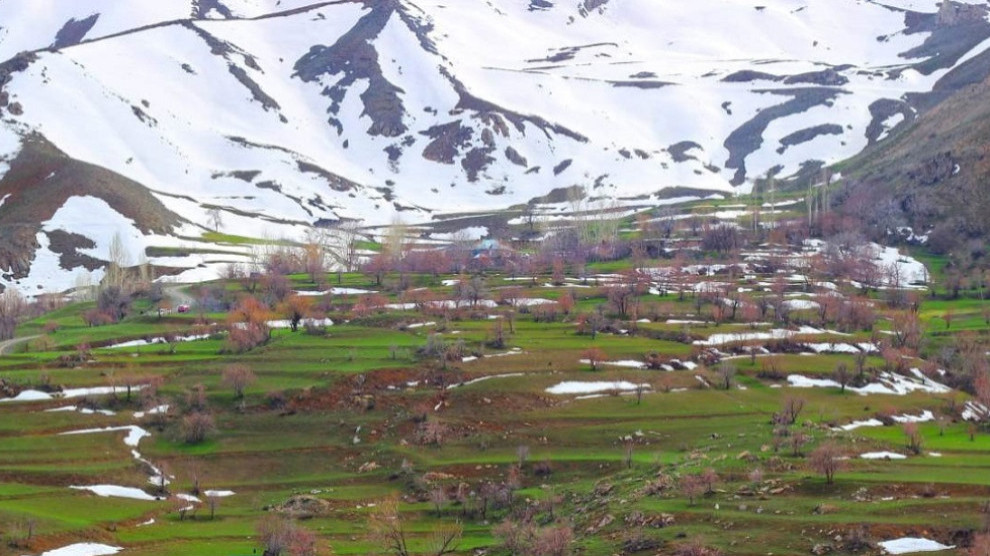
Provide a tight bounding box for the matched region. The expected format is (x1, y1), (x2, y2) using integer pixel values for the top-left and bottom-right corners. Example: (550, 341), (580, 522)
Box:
(809, 442), (844, 485)
(0, 288), (27, 340)
(369, 495), (411, 556)
(222, 364), (257, 399)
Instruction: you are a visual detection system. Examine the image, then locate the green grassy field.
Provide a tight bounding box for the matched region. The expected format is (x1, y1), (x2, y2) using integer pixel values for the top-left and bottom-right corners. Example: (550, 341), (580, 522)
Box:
(1, 218), (989, 556)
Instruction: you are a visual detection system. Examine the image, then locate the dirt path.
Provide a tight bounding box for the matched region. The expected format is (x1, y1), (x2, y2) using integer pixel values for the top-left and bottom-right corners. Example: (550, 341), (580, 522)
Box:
(0, 335), (40, 356)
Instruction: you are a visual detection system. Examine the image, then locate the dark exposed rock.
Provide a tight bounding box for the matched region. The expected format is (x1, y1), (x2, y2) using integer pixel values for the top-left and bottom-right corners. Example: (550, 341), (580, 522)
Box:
(0, 52), (37, 117)
(722, 70), (782, 83)
(581, 0), (610, 16)
(865, 98), (913, 144)
(724, 87), (846, 185)
(609, 80), (671, 89)
(553, 159), (573, 175)
(529, 42), (618, 64)
(52, 14), (100, 49)
(900, 5), (990, 77)
(462, 147), (496, 182)
(293, 1), (408, 138)
(227, 64), (281, 112)
(256, 181), (281, 193)
(421, 121), (473, 164)
(783, 67), (850, 86)
(183, 23), (281, 113)
(937, 1), (987, 27)
(131, 105), (157, 126)
(669, 141), (702, 162)
(776, 124), (843, 153)
(46, 230), (103, 271)
(192, 0), (234, 19)
(228, 170), (261, 182)
(528, 185), (583, 205)
(906, 42), (990, 113)
(504, 146), (528, 167)
(443, 67), (587, 143)
(297, 161), (359, 192)
(480, 128), (495, 147)
(0, 134), (180, 280)
(384, 144), (403, 162)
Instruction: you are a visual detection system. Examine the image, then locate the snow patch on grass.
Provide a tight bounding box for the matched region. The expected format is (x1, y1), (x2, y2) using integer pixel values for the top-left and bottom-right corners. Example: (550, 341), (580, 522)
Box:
(860, 451), (907, 460)
(60, 425), (150, 447)
(546, 381), (648, 395)
(30, 543), (123, 556)
(878, 537), (954, 554)
(69, 484), (159, 501)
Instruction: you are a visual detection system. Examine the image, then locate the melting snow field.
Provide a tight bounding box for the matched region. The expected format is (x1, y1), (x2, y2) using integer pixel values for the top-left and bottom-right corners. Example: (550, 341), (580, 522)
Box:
(861, 452), (907, 460)
(787, 373), (949, 396)
(694, 326), (840, 346)
(450, 373), (525, 389)
(804, 343), (862, 354)
(836, 411), (934, 431)
(132, 405), (169, 419)
(294, 288), (374, 296)
(0, 390), (57, 402)
(264, 318), (334, 330)
(104, 334), (211, 349)
(546, 381), (649, 395)
(69, 484), (159, 501)
(878, 538), (954, 554)
(0, 386), (145, 403)
(579, 359), (647, 369)
(45, 406), (116, 416)
(60, 426), (150, 447)
(204, 489), (236, 497)
(25, 543), (123, 556)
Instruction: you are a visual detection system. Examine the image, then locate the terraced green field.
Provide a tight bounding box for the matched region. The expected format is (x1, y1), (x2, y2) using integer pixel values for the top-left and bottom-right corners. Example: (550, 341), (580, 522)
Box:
(1, 203), (988, 556)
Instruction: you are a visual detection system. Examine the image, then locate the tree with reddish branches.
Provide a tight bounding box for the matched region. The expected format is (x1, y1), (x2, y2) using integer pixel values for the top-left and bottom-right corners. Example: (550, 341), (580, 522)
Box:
(679, 473), (705, 506)
(257, 514), (318, 556)
(181, 412), (215, 444)
(903, 422), (924, 455)
(222, 364), (257, 399)
(364, 253), (391, 286)
(605, 270), (650, 319)
(809, 442), (844, 485)
(581, 347), (608, 371)
(278, 294), (313, 332)
(699, 467), (719, 494)
(226, 296), (271, 353)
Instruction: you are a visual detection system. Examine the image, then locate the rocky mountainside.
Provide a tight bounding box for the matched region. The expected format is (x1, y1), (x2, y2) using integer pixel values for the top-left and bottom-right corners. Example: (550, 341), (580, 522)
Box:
(1, 0), (990, 294)
(837, 42), (990, 259)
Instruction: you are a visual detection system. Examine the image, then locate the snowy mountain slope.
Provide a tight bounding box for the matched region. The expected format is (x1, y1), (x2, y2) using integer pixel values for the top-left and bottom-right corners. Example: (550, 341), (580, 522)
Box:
(1, 0), (990, 295)
(0, 0), (331, 61)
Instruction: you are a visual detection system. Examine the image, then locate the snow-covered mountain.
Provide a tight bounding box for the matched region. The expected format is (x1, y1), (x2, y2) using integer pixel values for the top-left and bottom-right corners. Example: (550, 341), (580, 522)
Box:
(2, 0), (990, 294)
